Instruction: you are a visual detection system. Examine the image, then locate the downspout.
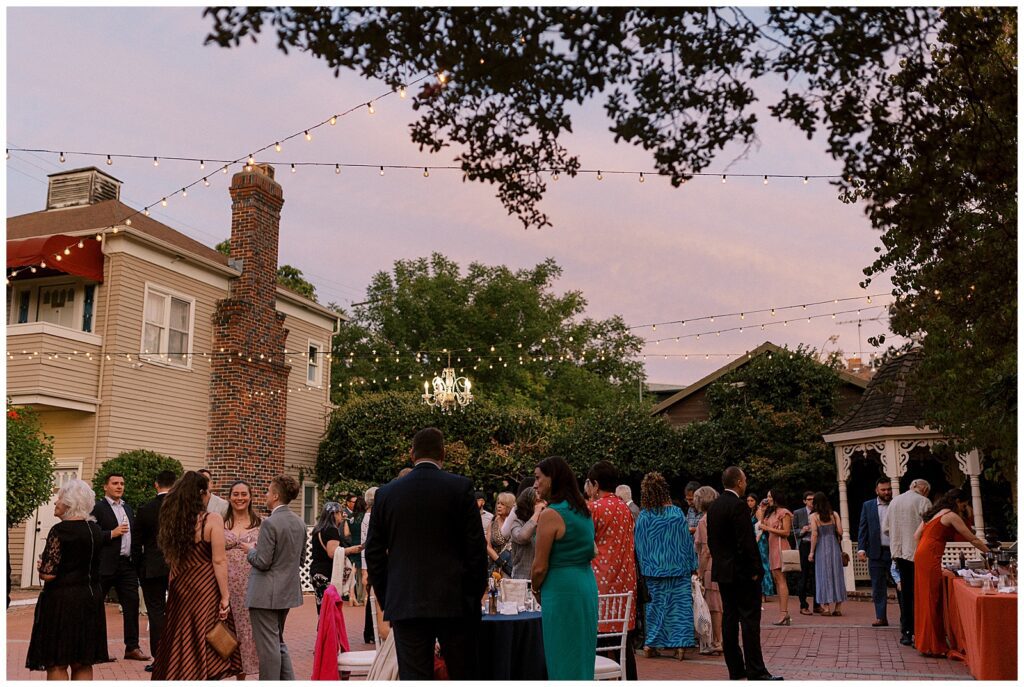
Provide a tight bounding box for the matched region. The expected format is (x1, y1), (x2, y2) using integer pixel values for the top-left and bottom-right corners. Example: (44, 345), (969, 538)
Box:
(90, 233), (114, 479)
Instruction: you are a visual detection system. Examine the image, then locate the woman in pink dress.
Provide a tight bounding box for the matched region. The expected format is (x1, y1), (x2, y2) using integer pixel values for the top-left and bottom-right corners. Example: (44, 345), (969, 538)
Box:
(222, 480), (262, 679)
(760, 489), (793, 626)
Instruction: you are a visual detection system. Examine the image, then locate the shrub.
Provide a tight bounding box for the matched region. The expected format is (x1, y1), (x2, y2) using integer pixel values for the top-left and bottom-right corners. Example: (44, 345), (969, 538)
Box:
(92, 450), (183, 509)
(6, 403), (56, 528)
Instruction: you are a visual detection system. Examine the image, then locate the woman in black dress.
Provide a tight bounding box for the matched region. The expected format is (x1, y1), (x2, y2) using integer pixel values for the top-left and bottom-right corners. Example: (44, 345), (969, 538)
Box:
(26, 479), (109, 679)
(310, 501), (361, 614)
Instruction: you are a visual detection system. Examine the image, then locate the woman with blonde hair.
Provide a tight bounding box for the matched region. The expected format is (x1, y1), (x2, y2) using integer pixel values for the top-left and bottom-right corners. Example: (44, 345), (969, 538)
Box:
(153, 471), (242, 679)
(487, 492), (516, 576)
(26, 479), (109, 679)
(692, 486), (723, 655)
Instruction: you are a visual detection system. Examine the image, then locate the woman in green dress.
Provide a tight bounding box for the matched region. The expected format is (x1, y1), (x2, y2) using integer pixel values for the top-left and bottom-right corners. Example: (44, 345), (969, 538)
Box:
(531, 456), (598, 680)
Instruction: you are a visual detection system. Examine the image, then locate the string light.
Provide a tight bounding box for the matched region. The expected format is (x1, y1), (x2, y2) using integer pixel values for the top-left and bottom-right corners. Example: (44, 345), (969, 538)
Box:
(291, 163), (296, 174)
(366, 102), (375, 115)
(423, 167), (430, 178)
(304, 130), (312, 141)
(597, 170), (603, 181)
(399, 85), (407, 98)
(200, 160), (205, 170)
(722, 175), (727, 183)
(639, 172), (645, 183)
(59, 152), (66, 163)
(181, 188), (187, 198)
(763, 175), (769, 185)
(153, 157), (159, 167)
(247, 154), (255, 165)
(552, 170), (559, 181)
(160, 198), (168, 207)
(329, 115), (337, 126)
(203, 177), (210, 187)
(106, 155), (112, 166)
(803, 176), (809, 184)
(379, 166), (385, 176)
(335, 164), (341, 175)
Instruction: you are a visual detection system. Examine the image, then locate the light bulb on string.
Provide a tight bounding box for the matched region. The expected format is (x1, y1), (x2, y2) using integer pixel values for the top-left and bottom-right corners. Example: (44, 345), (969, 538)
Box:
(95, 233), (102, 241)
(335, 164), (341, 175)
(597, 170), (603, 181)
(181, 188), (187, 198)
(247, 154), (255, 166)
(721, 174), (727, 183)
(77, 240), (84, 249)
(222, 165), (228, 174)
(437, 71), (447, 84)
(106, 155), (113, 166)
(200, 160), (205, 170)
(203, 177), (210, 187)
(55, 254), (62, 262)
(153, 157), (159, 167)
(399, 85), (407, 98)
(291, 163), (296, 174)
(329, 115), (337, 126)
(144, 207), (150, 216)
(763, 175), (769, 185)
(552, 170), (559, 181)
(40, 260), (46, 269)
(639, 172), (645, 183)
(379, 166), (385, 176)
(304, 130), (312, 141)
(63, 247), (70, 255)
(423, 167), (430, 178)
(59, 152), (66, 163)
(161, 198), (168, 207)
(366, 102), (375, 115)
(803, 176), (809, 184)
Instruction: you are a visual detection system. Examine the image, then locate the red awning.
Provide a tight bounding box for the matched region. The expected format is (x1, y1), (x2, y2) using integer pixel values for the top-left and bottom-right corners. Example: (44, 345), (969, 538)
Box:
(7, 234), (104, 283)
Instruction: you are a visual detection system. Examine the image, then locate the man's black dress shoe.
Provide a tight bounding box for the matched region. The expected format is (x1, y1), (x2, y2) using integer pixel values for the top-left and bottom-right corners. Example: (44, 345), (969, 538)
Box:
(750, 674), (784, 680)
(900, 636), (914, 646)
(144, 664), (154, 673)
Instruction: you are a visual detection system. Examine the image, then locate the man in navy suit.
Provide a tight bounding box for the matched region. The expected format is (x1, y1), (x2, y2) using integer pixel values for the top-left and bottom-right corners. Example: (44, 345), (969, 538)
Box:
(858, 477), (894, 627)
(365, 427), (489, 680)
(134, 470), (176, 671)
(92, 473), (150, 661)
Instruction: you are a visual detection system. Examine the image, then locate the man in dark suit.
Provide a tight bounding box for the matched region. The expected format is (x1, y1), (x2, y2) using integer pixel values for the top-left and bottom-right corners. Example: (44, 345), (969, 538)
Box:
(134, 470), (176, 671)
(858, 476), (894, 626)
(365, 427), (488, 680)
(92, 472), (150, 662)
(706, 466), (782, 681)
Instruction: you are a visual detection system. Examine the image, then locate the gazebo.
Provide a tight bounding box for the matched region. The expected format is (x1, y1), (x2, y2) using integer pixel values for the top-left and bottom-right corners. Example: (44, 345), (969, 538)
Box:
(822, 347), (986, 591)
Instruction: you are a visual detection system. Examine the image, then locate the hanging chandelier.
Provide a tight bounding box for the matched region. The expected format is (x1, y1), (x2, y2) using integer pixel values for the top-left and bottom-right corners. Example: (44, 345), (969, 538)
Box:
(422, 354), (473, 412)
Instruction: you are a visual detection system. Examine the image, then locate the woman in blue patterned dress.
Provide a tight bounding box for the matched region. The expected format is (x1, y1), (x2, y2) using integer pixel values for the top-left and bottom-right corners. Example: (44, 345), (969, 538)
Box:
(634, 472), (697, 660)
(747, 493), (775, 597)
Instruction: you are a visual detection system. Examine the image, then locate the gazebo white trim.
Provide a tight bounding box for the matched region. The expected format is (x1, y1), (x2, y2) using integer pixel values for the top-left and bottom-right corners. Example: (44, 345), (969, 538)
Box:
(822, 425), (985, 592)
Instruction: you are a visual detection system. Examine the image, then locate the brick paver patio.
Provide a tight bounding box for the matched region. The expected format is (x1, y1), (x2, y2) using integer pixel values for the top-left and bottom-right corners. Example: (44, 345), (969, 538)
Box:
(7, 593), (971, 680)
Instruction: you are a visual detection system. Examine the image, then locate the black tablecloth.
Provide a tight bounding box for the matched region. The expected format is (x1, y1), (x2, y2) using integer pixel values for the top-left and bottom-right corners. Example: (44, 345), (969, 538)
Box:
(476, 611), (547, 680)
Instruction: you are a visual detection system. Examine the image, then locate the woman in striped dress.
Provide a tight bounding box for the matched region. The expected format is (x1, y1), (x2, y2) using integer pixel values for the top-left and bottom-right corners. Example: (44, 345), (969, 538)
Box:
(634, 472), (698, 660)
(153, 471), (242, 680)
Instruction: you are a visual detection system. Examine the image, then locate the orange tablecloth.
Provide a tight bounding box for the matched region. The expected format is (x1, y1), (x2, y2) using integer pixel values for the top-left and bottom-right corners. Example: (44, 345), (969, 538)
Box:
(941, 569), (1017, 680)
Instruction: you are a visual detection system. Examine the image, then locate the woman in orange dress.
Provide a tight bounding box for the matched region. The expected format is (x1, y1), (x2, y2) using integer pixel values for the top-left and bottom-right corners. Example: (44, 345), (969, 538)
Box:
(913, 488), (989, 657)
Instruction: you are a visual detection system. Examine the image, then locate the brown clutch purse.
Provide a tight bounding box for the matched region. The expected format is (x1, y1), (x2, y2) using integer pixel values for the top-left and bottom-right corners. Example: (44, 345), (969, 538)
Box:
(206, 620), (238, 660)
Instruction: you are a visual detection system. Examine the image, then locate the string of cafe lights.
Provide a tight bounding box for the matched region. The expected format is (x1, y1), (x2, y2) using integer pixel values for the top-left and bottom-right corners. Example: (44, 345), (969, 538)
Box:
(6, 146), (844, 186)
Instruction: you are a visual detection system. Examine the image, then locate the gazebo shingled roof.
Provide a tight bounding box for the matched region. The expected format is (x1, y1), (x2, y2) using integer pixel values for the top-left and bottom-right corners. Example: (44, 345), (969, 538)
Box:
(825, 346), (926, 435)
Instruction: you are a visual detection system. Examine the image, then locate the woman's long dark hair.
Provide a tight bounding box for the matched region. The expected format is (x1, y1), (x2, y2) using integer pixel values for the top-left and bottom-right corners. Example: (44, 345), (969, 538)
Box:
(537, 456), (590, 518)
(157, 471), (208, 569)
(811, 492), (834, 522)
(764, 489), (787, 521)
(350, 496), (367, 519)
(923, 487), (968, 522)
(746, 492), (759, 516)
(223, 480), (262, 530)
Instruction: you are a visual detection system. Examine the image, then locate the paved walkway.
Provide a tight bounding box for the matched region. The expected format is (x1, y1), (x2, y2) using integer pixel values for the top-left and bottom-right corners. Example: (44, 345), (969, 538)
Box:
(7, 593), (971, 680)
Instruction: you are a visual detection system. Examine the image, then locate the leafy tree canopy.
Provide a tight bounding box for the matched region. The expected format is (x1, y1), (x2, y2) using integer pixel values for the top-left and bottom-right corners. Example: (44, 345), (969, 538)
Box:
(215, 238), (318, 301)
(332, 253), (645, 416)
(207, 7), (1016, 481)
(7, 403), (56, 528)
(677, 345), (845, 498)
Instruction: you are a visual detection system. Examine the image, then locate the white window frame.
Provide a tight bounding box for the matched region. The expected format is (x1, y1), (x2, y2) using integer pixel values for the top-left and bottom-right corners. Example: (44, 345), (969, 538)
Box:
(302, 482), (318, 526)
(306, 339), (324, 387)
(140, 282), (196, 370)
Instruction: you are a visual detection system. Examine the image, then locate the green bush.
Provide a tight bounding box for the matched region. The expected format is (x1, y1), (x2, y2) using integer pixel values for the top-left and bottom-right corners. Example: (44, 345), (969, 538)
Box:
(317, 391), (551, 494)
(6, 403), (56, 528)
(92, 450), (183, 509)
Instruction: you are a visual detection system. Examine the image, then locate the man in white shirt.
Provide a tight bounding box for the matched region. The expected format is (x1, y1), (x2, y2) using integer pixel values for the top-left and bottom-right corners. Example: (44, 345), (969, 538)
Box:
(476, 491), (493, 536)
(883, 479), (931, 646)
(198, 468), (228, 515)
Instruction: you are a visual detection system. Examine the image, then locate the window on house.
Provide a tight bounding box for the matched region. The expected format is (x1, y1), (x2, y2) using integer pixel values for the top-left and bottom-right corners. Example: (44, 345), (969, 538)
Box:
(302, 483), (317, 526)
(7, 280), (97, 331)
(307, 341), (323, 386)
(141, 285), (194, 366)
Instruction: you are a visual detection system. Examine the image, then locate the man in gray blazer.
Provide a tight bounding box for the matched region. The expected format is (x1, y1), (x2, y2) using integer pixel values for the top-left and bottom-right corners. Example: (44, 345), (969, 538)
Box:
(241, 475), (307, 680)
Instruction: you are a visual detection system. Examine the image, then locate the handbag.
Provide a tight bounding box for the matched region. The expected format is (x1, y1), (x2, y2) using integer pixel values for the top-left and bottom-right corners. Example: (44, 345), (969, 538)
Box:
(781, 548), (802, 573)
(691, 575), (713, 649)
(206, 620), (238, 660)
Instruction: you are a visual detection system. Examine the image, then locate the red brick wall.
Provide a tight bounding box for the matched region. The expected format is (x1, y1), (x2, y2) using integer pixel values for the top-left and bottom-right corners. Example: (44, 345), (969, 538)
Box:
(206, 164), (291, 497)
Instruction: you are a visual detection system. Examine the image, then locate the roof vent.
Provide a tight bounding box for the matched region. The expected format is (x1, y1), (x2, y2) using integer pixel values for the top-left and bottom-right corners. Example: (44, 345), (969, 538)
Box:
(46, 167), (122, 210)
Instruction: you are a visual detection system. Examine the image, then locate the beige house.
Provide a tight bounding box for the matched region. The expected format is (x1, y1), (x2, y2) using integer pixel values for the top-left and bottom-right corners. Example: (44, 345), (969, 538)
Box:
(7, 166), (341, 587)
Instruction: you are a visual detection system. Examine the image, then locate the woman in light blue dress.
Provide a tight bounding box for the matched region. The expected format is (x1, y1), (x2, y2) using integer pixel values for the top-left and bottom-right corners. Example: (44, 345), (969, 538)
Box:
(808, 492), (847, 615)
(634, 472), (697, 660)
(532, 456), (597, 680)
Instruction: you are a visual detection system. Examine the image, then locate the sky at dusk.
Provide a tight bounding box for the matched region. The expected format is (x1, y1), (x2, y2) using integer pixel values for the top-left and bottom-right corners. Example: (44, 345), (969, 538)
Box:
(5, 7), (905, 386)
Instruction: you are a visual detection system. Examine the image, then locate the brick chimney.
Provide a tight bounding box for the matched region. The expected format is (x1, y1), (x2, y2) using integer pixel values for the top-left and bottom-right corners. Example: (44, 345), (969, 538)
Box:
(206, 163), (291, 497)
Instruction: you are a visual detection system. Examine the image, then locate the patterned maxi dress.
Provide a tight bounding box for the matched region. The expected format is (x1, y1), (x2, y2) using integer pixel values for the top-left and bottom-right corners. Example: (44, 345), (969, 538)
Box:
(754, 516), (775, 596)
(634, 505), (698, 649)
(590, 495), (637, 632)
(224, 526), (261, 675)
(152, 515), (243, 680)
